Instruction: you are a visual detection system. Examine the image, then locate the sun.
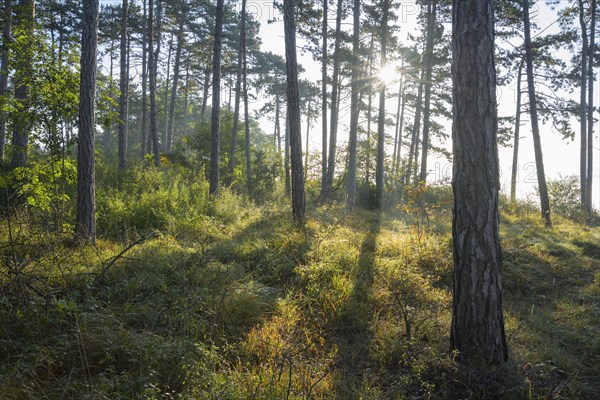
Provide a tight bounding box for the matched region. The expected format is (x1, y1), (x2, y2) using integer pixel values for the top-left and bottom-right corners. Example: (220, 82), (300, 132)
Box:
(377, 63), (400, 86)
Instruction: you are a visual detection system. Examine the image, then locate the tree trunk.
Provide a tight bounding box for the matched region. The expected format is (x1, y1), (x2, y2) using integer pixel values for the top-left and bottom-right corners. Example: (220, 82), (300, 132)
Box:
(285, 108), (291, 196)
(243, 18), (252, 190)
(510, 60), (524, 204)
(76, 0), (99, 243)
(392, 75), (403, 176)
(419, 0), (438, 183)
(140, 0), (148, 158)
(586, 0), (596, 222)
(322, 0), (343, 202)
(375, 0), (390, 209)
(523, 0), (551, 226)
(305, 97), (311, 182)
(405, 49), (426, 186)
(394, 79), (406, 175)
(283, 0), (306, 225)
(201, 66), (210, 121)
(275, 93), (282, 155)
(578, 0), (588, 207)
(320, 0), (328, 199)
(163, 32), (172, 147)
(167, 14), (185, 153)
(0, 0), (11, 160)
(450, 0), (508, 365)
(228, 0), (246, 181)
(347, 0), (360, 207)
(118, 0), (129, 171)
(209, 0), (224, 194)
(148, 0), (160, 166)
(11, 0), (35, 168)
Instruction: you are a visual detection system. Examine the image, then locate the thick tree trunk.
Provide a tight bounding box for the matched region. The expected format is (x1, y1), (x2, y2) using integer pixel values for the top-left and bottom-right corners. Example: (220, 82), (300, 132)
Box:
(320, 0), (328, 199)
(586, 0), (596, 222)
(375, 1), (390, 208)
(0, 0), (11, 160)
(148, 0), (160, 166)
(510, 60), (524, 204)
(283, 0), (305, 225)
(228, 0), (246, 181)
(347, 0), (360, 207)
(523, 0), (551, 226)
(118, 0), (129, 171)
(76, 0), (99, 243)
(578, 0), (588, 207)
(140, 0), (148, 158)
(167, 15), (185, 152)
(209, 0), (224, 194)
(11, 0), (35, 168)
(450, 0), (508, 365)
(419, 1), (437, 183)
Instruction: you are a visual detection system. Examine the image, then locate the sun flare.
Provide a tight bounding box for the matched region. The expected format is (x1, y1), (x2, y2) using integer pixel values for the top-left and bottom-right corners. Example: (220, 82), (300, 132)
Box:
(377, 63), (400, 86)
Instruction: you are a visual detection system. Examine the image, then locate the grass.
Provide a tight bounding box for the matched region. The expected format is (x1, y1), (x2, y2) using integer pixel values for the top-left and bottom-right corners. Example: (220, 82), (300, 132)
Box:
(0, 174), (599, 399)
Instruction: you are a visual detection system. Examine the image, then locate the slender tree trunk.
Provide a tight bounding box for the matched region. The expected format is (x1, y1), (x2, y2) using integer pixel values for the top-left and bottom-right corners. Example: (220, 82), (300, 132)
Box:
(364, 34), (375, 186)
(283, 0), (305, 224)
(107, 42), (115, 151)
(11, 0), (35, 168)
(419, 1), (437, 183)
(167, 15), (185, 152)
(305, 97), (311, 182)
(209, 0), (224, 194)
(228, 0), (246, 181)
(406, 48), (426, 186)
(285, 108), (291, 196)
(243, 20), (252, 190)
(320, 0), (328, 198)
(140, 0), (148, 158)
(450, 0), (508, 365)
(0, 0), (11, 160)
(201, 66), (210, 121)
(510, 60), (524, 204)
(322, 0), (343, 202)
(392, 75), (403, 175)
(347, 0), (360, 207)
(586, 0), (596, 221)
(148, 0), (160, 166)
(76, 0), (99, 243)
(375, 0), (390, 208)
(183, 61), (189, 138)
(578, 0), (588, 206)
(275, 94), (282, 155)
(163, 32), (172, 147)
(523, 0), (551, 226)
(395, 80), (406, 175)
(118, 0), (129, 171)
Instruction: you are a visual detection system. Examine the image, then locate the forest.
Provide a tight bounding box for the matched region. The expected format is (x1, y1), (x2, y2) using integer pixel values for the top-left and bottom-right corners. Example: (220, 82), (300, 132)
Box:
(0, 0), (599, 398)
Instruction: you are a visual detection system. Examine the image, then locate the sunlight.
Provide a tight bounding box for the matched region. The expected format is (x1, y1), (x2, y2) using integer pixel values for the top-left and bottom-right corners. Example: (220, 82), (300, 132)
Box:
(377, 62), (400, 86)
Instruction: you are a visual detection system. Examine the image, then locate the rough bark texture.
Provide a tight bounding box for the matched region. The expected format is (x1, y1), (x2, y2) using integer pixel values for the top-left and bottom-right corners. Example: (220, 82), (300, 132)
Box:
(11, 0), (35, 168)
(510, 60), (524, 203)
(76, 0), (99, 243)
(167, 14), (185, 152)
(209, 0), (224, 195)
(375, 1), (390, 208)
(0, 0), (11, 160)
(450, 0), (508, 365)
(523, 0), (551, 226)
(346, 0), (360, 207)
(228, 0), (246, 180)
(283, 0), (305, 225)
(320, 0), (328, 200)
(139, 0), (148, 158)
(419, 1), (437, 183)
(322, 0), (343, 202)
(118, 0), (129, 171)
(586, 0), (595, 222)
(578, 0), (588, 206)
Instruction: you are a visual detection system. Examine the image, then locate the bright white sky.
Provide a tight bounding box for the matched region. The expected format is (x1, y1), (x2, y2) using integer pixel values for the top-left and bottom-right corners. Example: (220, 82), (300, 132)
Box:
(252, 0), (600, 209)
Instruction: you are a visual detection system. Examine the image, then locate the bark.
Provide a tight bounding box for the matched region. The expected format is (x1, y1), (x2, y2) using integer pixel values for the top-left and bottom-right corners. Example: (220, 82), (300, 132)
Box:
(167, 14), (185, 152)
(347, 0), (360, 207)
(586, 0), (596, 222)
(320, 0), (328, 199)
(450, 0), (508, 365)
(322, 0), (343, 202)
(285, 109), (290, 196)
(419, 1), (438, 183)
(76, 0), (99, 243)
(305, 97), (311, 182)
(275, 94), (282, 155)
(148, 0), (160, 166)
(523, 0), (551, 226)
(243, 20), (252, 190)
(228, 0), (246, 180)
(394, 79), (406, 175)
(578, 0), (588, 206)
(510, 60), (524, 203)
(201, 65), (210, 121)
(375, 0), (390, 208)
(405, 48), (426, 186)
(163, 32), (172, 146)
(0, 0), (11, 160)
(140, 0), (148, 158)
(118, 0), (129, 171)
(209, 0), (224, 194)
(283, 0), (306, 225)
(392, 75), (403, 175)
(11, 0), (35, 168)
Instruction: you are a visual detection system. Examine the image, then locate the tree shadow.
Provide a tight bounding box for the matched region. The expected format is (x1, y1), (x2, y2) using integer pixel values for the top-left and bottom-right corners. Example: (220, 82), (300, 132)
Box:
(332, 210), (381, 400)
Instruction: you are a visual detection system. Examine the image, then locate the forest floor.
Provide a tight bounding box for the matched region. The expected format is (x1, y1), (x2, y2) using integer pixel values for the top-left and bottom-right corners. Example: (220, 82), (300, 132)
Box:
(0, 169), (599, 399)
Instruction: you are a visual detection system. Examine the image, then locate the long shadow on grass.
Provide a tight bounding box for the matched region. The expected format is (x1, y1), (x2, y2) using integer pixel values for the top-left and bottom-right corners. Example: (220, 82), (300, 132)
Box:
(332, 211), (381, 400)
